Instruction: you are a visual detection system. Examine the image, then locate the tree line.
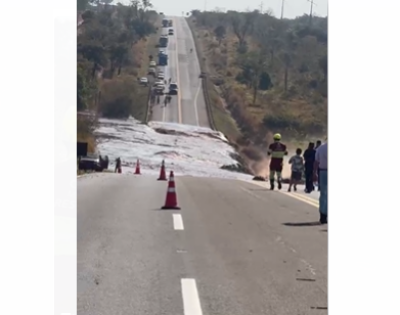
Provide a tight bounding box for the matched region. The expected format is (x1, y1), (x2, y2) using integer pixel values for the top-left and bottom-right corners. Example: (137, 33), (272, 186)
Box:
(77, 0), (158, 153)
(77, 0), (157, 116)
(189, 9), (327, 143)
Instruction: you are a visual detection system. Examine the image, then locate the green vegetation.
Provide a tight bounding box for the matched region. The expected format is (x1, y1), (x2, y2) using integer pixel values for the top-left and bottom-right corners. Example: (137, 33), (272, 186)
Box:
(77, 0), (159, 152)
(188, 10), (327, 147)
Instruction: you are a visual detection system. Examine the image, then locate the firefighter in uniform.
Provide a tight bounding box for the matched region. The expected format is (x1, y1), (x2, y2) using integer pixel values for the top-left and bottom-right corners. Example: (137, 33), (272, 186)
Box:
(268, 133), (288, 190)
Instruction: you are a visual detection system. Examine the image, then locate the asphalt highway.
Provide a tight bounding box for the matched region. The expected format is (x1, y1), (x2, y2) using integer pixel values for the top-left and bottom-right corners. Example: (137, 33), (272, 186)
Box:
(150, 17), (210, 127)
(78, 173), (327, 315)
(78, 14), (326, 315)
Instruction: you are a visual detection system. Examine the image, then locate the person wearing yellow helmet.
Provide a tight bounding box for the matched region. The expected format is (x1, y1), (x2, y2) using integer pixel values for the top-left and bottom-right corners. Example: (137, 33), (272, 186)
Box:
(267, 133), (288, 190)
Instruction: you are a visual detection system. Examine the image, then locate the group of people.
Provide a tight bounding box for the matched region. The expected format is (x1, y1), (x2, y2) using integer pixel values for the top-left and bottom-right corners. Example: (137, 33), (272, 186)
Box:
(287, 140), (322, 193)
(268, 133), (328, 224)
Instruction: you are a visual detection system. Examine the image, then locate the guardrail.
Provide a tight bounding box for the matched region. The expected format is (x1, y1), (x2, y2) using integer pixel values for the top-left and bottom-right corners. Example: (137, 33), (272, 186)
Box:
(186, 18), (216, 131)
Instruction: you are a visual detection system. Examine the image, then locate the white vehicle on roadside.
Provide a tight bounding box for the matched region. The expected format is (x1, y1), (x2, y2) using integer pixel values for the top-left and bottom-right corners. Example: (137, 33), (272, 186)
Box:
(140, 77), (148, 85)
(157, 72), (165, 80)
(154, 80), (165, 90)
(148, 67), (156, 75)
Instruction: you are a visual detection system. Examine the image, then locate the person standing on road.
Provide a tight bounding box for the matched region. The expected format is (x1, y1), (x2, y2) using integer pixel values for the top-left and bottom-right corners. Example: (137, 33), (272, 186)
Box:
(303, 142), (316, 193)
(288, 148), (304, 192)
(315, 140), (322, 191)
(314, 141), (328, 224)
(267, 133), (288, 190)
(115, 157), (121, 173)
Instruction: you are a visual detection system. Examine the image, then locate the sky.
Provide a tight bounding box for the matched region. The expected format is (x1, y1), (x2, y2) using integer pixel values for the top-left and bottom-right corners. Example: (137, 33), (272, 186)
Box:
(118, 0), (328, 19)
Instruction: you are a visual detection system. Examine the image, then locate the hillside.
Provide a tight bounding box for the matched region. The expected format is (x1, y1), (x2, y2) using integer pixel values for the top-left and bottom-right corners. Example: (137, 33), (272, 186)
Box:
(188, 10), (327, 149)
(77, 0), (160, 153)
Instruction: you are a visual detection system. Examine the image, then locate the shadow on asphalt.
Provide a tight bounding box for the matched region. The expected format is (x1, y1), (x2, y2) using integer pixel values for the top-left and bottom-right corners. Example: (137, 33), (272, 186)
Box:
(283, 221), (322, 227)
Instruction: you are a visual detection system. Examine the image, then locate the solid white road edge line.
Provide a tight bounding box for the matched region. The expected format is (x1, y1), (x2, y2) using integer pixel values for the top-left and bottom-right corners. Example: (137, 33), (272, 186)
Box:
(181, 278), (203, 315)
(173, 213), (184, 230)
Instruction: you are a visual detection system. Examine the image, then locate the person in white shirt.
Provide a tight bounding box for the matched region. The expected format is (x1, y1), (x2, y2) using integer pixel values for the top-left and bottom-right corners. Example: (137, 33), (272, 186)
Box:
(314, 141), (327, 224)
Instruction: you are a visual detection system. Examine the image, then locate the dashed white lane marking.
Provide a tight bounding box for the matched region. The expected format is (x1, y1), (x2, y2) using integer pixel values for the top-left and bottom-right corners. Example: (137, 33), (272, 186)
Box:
(173, 214), (184, 230)
(181, 278), (203, 315)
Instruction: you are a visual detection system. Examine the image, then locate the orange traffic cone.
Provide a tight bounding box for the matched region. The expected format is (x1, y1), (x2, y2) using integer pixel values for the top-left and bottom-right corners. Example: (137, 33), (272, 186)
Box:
(134, 159), (141, 175)
(157, 160), (167, 180)
(161, 171), (180, 209)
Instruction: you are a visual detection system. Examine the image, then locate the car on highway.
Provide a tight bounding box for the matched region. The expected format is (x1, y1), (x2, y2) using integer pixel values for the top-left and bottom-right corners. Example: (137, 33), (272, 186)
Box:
(169, 82), (178, 95)
(148, 67), (156, 75)
(139, 77), (148, 86)
(169, 82), (178, 90)
(168, 82), (178, 95)
(78, 153), (108, 172)
(154, 80), (165, 89)
(157, 72), (165, 80)
(154, 82), (165, 95)
(149, 60), (156, 67)
(168, 28), (174, 35)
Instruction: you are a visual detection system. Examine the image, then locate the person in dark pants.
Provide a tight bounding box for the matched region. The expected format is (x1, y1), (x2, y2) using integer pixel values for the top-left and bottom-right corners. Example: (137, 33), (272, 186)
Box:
(303, 142), (316, 193)
(315, 140), (322, 191)
(115, 157), (121, 173)
(314, 141), (328, 224)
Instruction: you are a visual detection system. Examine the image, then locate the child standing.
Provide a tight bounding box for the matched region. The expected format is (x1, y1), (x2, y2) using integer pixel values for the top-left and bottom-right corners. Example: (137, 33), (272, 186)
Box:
(288, 148), (304, 192)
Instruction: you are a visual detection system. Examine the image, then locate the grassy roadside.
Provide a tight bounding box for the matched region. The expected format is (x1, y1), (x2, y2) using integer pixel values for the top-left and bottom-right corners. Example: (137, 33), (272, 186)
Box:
(188, 13), (327, 149)
(207, 81), (241, 142)
(187, 17), (242, 143)
(138, 16), (162, 122)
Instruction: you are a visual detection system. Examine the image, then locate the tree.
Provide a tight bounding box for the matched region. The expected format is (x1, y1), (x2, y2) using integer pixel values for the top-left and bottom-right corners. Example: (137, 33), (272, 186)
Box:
(77, 66), (89, 111)
(229, 12), (252, 53)
(109, 43), (129, 76)
(141, 0), (153, 10)
(214, 25), (226, 45)
(279, 30), (298, 91)
(188, 10), (327, 138)
(236, 51), (269, 105)
(77, 0), (89, 11)
(78, 42), (106, 65)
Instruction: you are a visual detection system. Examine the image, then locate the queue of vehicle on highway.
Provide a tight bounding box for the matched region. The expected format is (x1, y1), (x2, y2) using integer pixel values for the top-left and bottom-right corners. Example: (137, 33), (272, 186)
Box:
(142, 22), (179, 100)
